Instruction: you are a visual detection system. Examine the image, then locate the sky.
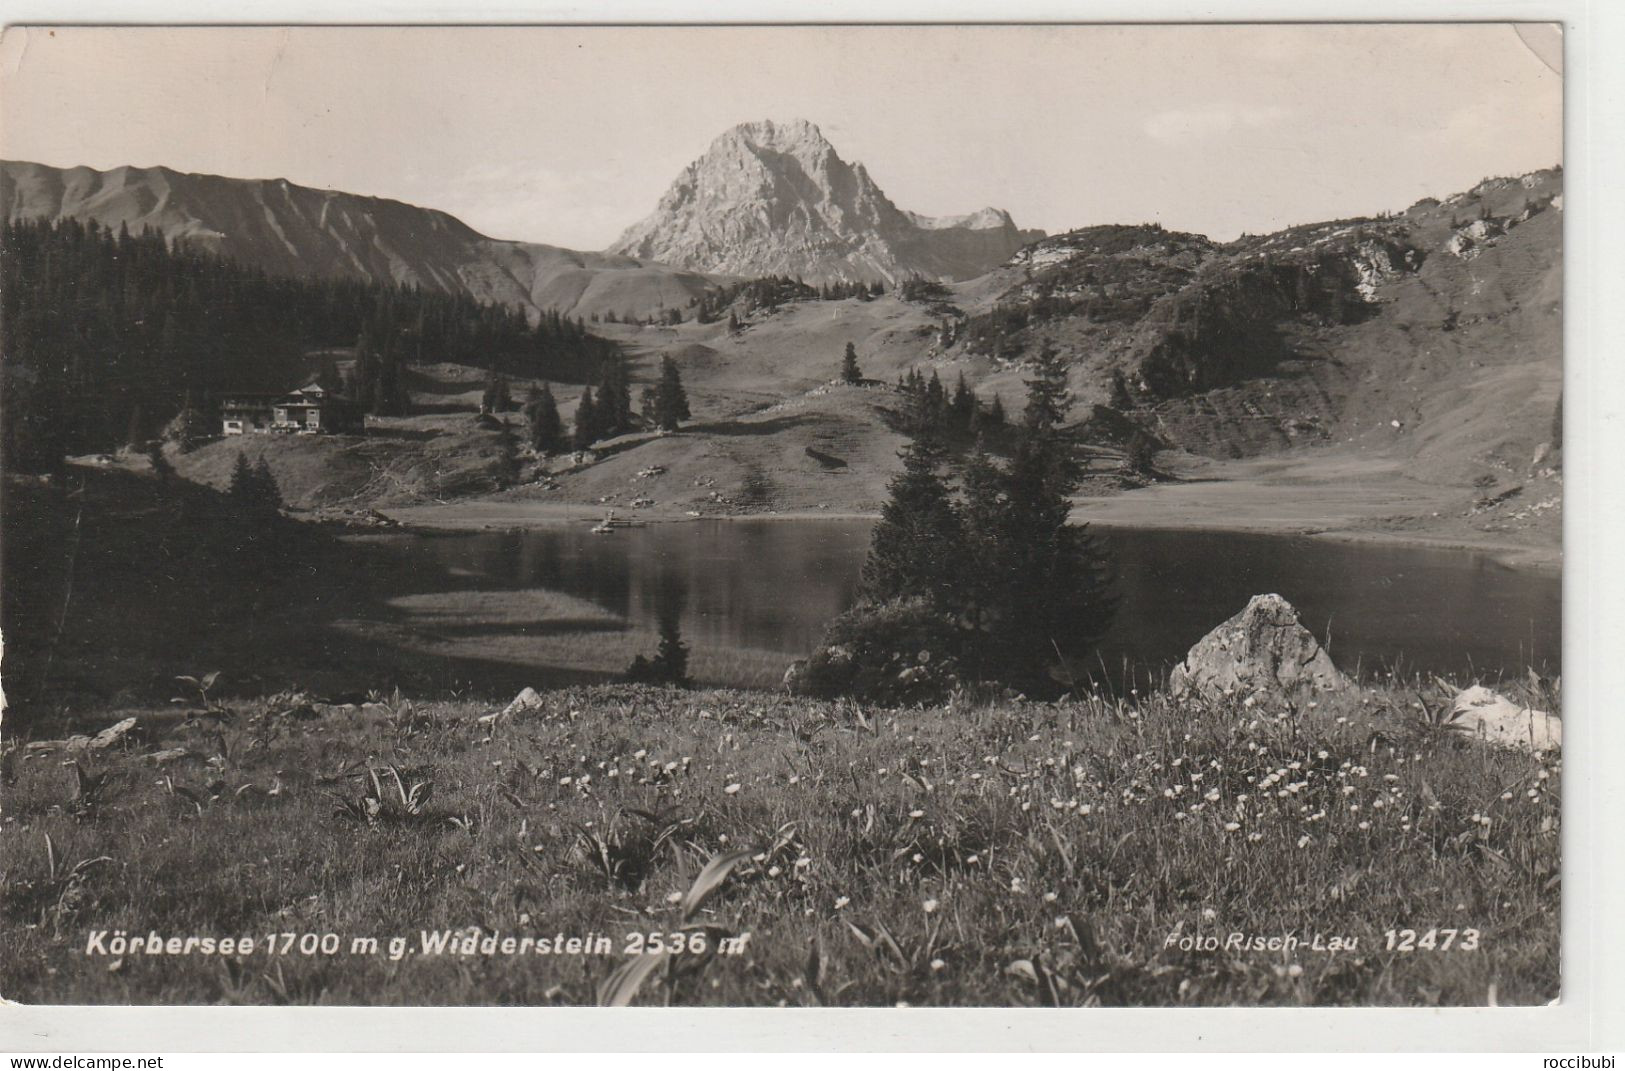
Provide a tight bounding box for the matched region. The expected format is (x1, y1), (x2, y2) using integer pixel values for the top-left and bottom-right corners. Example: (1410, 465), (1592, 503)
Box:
(0, 24), (1562, 248)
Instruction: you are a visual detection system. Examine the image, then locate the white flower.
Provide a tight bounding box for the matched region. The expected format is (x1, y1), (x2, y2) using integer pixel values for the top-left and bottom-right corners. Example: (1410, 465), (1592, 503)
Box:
(834, 896), (851, 909)
(909, 809), (925, 819)
(930, 958), (946, 971)
(923, 898), (940, 913)
(724, 783), (741, 795)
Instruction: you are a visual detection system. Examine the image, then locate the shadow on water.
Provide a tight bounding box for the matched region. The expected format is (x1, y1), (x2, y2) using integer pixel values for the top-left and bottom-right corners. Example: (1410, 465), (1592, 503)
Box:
(343, 519), (1560, 698)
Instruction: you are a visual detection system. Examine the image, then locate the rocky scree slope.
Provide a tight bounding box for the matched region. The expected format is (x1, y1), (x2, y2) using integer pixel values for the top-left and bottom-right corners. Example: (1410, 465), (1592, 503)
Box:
(609, 119), (1043, 284)
(947, 169), (1563, 482)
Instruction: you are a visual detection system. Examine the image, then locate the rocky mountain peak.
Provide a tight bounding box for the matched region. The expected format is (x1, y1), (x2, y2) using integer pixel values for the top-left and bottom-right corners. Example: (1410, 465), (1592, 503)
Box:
(609, 119), (1043, 283)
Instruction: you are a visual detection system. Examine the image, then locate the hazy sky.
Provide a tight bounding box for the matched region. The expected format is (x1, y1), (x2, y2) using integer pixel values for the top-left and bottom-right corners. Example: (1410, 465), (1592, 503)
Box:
(0, 24), (1562, 248)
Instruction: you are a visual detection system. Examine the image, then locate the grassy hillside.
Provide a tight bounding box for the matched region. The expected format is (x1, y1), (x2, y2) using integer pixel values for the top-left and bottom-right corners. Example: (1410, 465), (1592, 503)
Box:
(2, 681), (1559, 1006)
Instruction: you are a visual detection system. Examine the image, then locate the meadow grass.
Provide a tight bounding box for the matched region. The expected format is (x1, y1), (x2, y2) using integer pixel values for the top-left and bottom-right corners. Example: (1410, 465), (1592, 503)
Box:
(0, 679), (1559, 1007)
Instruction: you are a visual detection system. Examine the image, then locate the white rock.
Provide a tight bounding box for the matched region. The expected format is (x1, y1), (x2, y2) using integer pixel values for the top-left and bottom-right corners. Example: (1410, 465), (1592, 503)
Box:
(1450, 686), (1561, 752)
(480, 686), (545, 725)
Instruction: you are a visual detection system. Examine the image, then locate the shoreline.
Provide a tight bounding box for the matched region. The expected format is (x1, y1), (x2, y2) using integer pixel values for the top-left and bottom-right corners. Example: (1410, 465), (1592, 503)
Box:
(365, 496), (1560, 573)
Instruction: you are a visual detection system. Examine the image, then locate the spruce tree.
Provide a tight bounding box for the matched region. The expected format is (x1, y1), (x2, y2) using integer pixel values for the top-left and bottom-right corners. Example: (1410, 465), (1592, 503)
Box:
(527, 383), (564, 454)
(841, 342), (862, 384)
(958, 350), (1115, 694)
(252, 457), (283, 514)
(228, 451), (258, 511)
(596, 357), (633, 436)
(482, 370), (512, 414)
(1022, 343), (1071, 434)
(858, 431), (964, 607)
(573, 387), (599, 450)
(950, 372), (976, 434)
(651, 356), (690, 431)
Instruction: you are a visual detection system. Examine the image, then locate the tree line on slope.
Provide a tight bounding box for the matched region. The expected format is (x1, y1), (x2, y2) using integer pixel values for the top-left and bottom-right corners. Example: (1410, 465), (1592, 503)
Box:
(1, 217), (620, 471)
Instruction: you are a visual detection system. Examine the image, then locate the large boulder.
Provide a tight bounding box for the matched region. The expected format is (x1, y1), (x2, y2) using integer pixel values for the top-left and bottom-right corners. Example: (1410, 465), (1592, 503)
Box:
(1169, 594), (1345, 703)
(1449, 685), (1561, 752)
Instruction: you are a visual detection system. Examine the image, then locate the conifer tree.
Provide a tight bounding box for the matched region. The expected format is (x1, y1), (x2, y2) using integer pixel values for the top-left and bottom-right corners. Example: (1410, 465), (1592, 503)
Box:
(650, 356), (690, 431)
(573, 387), (599, 450)
(596, 357), (633, 436)
(858, 431), (964, 607)
(252, 456), (283, 514)
(841, 342), (863, 384)
(950, 372), (976, 433)
(526, 383), (564, 454)
(1022, 343), (1071, 434)
(482, 370), (512, 414)
(228, 451), (258, 510)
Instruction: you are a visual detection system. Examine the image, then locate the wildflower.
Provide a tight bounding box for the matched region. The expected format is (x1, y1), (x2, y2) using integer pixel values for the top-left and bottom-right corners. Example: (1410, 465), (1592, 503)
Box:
(666, 892), (683, 904)
(1010, 877), (1026, 893)
(834, 896), (850, 909)
(923, 898), (940, 913)
(1248, 832), (1263, 842)
(1078, 805), (1093, 816)
(909, 809), (926, 819)
(930, 958), (946, 971)
(1358, 821), (1371, 830)
(912, 853), (925, 864)
(724, 783), (741, 795)
(1043, 892), (1058, 903)
(1224, 822), (1241, 832)
(966, 854), (981, 865)
(795, 856), (811, 869)
(1297, 835), (1311, 849)
(1287, 964), (1304, 978)
(768, 866), (783, 877)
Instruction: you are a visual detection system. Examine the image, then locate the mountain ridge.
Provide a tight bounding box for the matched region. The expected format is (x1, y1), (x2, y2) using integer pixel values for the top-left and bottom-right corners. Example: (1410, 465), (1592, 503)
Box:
(0, 159), (717, 321)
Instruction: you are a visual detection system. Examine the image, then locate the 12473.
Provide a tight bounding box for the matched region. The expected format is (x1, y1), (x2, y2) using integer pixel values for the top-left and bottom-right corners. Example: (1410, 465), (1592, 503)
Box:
(1385, 928), (1480, 952)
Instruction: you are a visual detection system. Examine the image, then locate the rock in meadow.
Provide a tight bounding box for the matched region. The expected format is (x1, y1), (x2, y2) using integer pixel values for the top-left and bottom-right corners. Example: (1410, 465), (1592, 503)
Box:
(1449, 685), (1561, 752)
(1168, 593), (1346, 703)
(479, 686), (545, 725)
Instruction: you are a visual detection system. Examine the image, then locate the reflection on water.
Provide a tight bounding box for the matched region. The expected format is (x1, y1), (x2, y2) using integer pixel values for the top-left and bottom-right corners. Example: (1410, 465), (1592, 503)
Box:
(371, 520), (1560, 688)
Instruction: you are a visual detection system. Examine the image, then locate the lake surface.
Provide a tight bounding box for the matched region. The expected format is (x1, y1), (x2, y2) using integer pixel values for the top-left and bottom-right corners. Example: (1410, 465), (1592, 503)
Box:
(365, 519), (1560, 689)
